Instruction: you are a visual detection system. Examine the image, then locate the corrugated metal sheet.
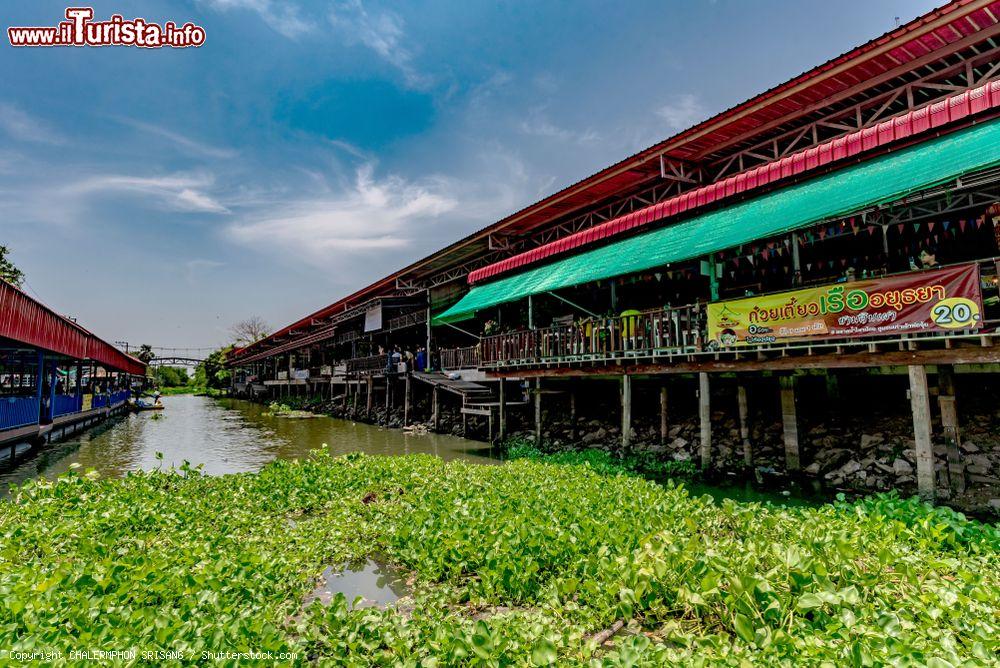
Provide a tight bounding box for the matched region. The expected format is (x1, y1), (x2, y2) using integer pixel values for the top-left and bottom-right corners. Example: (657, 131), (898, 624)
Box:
(0, 280), (145, 375)
(439, 116), (1000, 323)
(469, 81), (1000, 284)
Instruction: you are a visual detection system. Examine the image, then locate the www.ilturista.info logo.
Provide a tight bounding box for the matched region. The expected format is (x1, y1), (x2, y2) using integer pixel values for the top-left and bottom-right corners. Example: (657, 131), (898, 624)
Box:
(8, 7), (206, 48)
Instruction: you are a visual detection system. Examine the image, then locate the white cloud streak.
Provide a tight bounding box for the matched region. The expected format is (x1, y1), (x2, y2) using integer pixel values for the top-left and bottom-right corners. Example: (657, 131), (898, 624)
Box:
(199, 0), (314, 38)
(65, 173), (230, 214)
(0, 104), (65, 145)
(328, 0), (431, 89)
(656, 93), (707, 132)
(227, 164), (456, 265)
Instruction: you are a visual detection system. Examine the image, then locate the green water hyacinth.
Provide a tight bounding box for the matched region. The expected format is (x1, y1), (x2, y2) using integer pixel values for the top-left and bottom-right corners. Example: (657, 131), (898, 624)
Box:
(0, 451), (997, 666)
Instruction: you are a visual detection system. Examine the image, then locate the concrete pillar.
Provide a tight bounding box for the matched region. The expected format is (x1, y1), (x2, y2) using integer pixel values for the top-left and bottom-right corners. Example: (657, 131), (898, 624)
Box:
(908, 365), (935, 502)
(780, 376), (800, 471)
(403, 373), (411, 426)
(659, 386), (669, 446)
(366, 376), (373, 416)
(937, 365), (964, 495)
(534, 378), (542, 445)
(737, 383), (752, 468)
(498, 380), (507, 441)
(621, 375), (632, 452)
(432, 386), (440, 431)
(699, 372), (711, 469)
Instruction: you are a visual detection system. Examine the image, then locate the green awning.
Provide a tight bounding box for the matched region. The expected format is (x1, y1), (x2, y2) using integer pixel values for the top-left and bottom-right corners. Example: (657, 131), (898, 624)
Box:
(435, 118), (1000, 325)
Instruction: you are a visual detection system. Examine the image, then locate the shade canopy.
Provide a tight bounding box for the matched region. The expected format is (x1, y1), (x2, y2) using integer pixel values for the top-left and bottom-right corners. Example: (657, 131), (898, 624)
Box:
(435, 118), (1000, 325)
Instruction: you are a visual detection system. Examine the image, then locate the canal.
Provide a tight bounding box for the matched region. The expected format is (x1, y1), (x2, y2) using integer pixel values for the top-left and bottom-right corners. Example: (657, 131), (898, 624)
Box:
(0, 395), (816, 506)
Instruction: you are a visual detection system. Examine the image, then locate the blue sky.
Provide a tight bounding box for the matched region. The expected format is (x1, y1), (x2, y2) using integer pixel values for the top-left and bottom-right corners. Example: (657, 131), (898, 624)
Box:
(1, 0), (941, 348)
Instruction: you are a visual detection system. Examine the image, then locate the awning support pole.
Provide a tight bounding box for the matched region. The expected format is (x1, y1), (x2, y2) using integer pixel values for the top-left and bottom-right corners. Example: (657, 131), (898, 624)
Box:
(545, 291), (599, 318)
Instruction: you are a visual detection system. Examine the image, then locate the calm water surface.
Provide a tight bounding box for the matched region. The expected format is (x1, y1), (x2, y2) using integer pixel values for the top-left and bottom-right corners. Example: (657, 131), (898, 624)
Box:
(0, 395), (814, 507)
(0, 395), (498, 493)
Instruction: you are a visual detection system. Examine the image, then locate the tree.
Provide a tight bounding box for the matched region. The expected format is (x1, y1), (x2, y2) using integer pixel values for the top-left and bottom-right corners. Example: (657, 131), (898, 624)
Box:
(195, 346), (232, 390)
(155, 366), (190, 387)
(0, 246), (25, 287)
(136, 344), (155, 364)
(229, 316), (270, 347)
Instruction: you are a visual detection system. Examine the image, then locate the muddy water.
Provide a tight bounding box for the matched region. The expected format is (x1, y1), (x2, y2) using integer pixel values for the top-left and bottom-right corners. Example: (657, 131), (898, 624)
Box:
(1, 395), (817, 509)
(0, 395), (499, 493)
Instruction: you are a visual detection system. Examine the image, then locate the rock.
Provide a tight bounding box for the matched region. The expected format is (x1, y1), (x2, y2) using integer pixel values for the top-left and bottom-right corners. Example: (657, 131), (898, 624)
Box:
(960, 441), (980, 453)
(860, 434), (883, 449)
(892, 458), (913, 476)
(804, 462), (821, 475)
(901, 448), (916, 462)
(672, 451), (691, 462)
(987, 499), (1000, 513)
(669, 437), (688, 450)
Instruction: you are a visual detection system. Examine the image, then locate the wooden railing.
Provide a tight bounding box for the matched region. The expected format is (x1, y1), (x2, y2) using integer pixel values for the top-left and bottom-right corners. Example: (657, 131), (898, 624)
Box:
(480, 305), (703, 366)
(440, 346), (480, 370)
(346, 354), (389, 375)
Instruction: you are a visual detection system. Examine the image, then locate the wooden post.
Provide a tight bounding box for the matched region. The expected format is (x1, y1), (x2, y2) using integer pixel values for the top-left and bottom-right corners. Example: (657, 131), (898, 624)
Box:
(534, 378), (542, 445)
(659, 386), (669, 446)
(737, 383), (752, 468)
(432, 386), (440, 431)
(780, 376), (800, 471)
(403, 373), (411, 427)
(384, 376), (391, 423)
(825, 372), (841, 426)
(621, 375), (632, 452)
(937, 365), (964, 495)
(366, 376), (373, 416)
(498, 380), (507, 441)
(699, 372), (711, 469)
(908, 365), (935, 502)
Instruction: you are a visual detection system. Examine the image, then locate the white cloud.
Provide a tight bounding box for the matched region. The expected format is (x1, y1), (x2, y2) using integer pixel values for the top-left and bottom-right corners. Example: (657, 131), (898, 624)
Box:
(199, 0), (313, 38)
(0, 104), (65, 145)
(656, 93), (707, 132)
(117, 118), (237, 160)
(519, 107), (599, 145)
(65, 173), (230, 214)
(227, 164), (456, 265)
(328, 0), (431, 89)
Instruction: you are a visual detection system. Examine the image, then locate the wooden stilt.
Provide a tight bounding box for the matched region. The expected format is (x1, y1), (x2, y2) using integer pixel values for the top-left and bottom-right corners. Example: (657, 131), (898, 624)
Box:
(737, 383), (752, 468)
(384, 376), (391, 423)
(403, 373), (411, 427)
(534, 378), (542, 445)
(699, 372), (711, 469)
(432, 386), (440, 431)
(908, 365), (935, 502)
(366, 376), (373, 416)
(498, 380), (507, 441)
(621, 375), (632, 452)
(780, 376), (800, 471)
(659, 386), (668, 446)
(937, 365), (965, 495)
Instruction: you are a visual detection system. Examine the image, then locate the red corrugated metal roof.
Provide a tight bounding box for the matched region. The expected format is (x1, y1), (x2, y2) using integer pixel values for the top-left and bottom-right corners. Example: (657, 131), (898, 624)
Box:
(0, 280), (145, 375)
(469, 81), (1000, 283)
(231, 0), (1000, 363)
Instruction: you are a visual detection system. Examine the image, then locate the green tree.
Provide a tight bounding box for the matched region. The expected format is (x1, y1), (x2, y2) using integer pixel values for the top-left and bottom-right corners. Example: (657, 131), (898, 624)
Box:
(154, 366), (190, 388)
(196, 347), (232, 390)
(135, 345), (155, 364)
(0, 246), (25, 287)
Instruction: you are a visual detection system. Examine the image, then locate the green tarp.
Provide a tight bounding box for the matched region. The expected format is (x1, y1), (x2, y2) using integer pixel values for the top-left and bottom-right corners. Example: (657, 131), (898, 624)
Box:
(435, 118), (1000, 325)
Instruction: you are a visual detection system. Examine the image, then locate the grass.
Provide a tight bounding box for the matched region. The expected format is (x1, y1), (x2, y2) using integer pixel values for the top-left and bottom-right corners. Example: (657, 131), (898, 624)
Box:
(0, 450), (996, 665)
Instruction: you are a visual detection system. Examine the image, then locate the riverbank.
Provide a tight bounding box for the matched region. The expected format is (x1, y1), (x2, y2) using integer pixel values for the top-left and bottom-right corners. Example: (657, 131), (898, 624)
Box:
(1, 450), (996, 665)
(269, 385), (1000, 518)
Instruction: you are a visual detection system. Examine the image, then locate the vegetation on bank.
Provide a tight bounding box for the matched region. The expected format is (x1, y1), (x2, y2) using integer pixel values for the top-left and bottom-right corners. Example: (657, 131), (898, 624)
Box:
(1, 451), (996, 666)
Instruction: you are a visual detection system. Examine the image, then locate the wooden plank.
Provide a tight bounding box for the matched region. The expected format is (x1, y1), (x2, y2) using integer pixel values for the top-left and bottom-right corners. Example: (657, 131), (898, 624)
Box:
(780, 376), (800, 471)
(737, 383), (752, 468)
(908, 365), (935, 502)
(621, 375), (632, 452)
(699, 372), (711, 469)
(937, 365), (964, 495)
(659, 386), (668, 446)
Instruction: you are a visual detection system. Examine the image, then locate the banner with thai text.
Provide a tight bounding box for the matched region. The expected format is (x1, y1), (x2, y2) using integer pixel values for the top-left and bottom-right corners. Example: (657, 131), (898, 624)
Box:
(707, 263), (983, 347)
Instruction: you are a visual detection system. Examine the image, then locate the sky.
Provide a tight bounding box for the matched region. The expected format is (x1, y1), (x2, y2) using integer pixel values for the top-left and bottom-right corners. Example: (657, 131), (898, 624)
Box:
(0, 0), (942, 349)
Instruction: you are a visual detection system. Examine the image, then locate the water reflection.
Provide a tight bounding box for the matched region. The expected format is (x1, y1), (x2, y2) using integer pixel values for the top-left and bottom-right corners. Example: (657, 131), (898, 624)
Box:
(1, 395), (498, 493)
(306, 559), (410, 610)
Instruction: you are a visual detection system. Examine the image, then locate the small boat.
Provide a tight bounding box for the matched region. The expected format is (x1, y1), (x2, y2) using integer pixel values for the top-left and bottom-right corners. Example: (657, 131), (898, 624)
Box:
(131, 401), (165, 412)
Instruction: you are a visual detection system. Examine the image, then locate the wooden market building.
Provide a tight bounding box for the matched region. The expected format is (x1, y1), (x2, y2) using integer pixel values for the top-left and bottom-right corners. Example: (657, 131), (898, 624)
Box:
(228, 0), (1000, 501)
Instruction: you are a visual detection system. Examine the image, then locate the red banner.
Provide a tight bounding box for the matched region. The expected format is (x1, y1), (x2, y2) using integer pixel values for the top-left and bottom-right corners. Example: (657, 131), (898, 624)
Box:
(708, 263), (984, 347)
